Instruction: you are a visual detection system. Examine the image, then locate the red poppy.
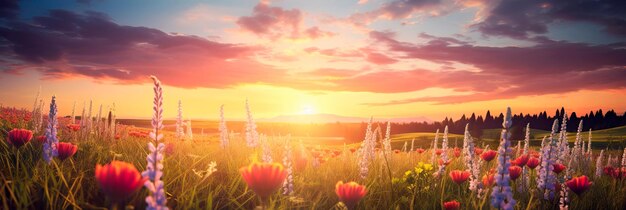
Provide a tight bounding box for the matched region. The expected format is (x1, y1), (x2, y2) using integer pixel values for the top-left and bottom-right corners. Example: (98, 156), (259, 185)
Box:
(435, 149), (443, 156)
(66, 124), (80, 132)
(438, 158), (451, 166)
(474, 148), (484, 155)
(394, 149), (401, 154)
(415, 148), (425, 154)
(566, 175), (592, 196)
(443, 200), (460, 210)
(335, 181), (367, 210)
(333, 150), (342, 156)
(95, 161), (146, 201)
(453, 149), (461, 158)
(481, 150), (497, 161)
(240, 162), (287, 200)
(36, 135), (46, 143)
(509, 166), (522, 180)
(553, 163), (566, 174)
(482, 173), (495, 187)
(7, 128), (33, 148)
(526, 157), (540, 169)
(56, 142), (77, 161)
(512, 154), (529, 167)
(449, 170), (471, 185)
(349, 148), (357, 153)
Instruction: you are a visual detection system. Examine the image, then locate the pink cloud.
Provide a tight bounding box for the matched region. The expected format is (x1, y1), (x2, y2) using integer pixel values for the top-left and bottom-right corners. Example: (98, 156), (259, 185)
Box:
(236, 3), (334, 40)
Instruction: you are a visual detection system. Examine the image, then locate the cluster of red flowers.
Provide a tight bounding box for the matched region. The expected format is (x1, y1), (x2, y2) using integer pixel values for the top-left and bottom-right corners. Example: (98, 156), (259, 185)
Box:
(6, 128), (78, 161)
(480, 149), (497, 161)
(0, 107), (33, 125)
(603, 166), (626, 179)
(66, 124), (81, 132)
(128, 130), (150, 138)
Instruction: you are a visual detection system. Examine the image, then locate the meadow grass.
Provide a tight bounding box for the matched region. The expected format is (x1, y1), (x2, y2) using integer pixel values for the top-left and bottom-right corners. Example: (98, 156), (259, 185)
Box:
(2, 127), (626, 209)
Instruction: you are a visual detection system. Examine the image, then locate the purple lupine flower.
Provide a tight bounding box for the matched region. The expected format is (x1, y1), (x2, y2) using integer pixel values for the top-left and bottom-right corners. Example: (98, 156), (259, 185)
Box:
(245, 99), (259, 147)
(595, 150), (604, 178)
(431, 129), (439, 165)
(463, 124), (480, 193)
(282, 136), (294, 195)
(43, 96), (59, 164)
(436, 126), (449, 178)
(219, 105), (229, 148)
(143, 76), (168, 210)
(490, 107), (516, 210)
(261, 134), (272, 163)
(358, 117), (374, 179)
(538, 120), (559, 200)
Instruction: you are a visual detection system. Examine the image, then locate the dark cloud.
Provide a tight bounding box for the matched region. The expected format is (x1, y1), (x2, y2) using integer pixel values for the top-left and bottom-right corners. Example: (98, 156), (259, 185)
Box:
(360, 31), (626, 104)
(0, 10), (289, 88)
(474, 0), (626, 39)
(0, 0), (19, 19)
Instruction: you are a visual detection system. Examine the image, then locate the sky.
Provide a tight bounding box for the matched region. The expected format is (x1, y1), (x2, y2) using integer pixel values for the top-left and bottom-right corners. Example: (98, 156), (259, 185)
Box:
(0, 0), (625, 121)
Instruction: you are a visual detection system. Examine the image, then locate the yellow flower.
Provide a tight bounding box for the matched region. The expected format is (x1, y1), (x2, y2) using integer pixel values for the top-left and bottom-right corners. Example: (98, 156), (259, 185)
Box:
(423, 164), (433, 171)
(415, 168), (424, 174)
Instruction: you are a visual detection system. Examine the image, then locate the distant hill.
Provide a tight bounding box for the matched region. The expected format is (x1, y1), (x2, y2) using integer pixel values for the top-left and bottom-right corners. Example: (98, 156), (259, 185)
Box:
(259, 113), (431, 123)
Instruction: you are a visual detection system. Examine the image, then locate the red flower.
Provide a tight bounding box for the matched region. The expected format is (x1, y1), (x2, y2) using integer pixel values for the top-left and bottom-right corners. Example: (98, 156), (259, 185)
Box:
(95, 161), (146, 201)
(335, 181), (367, 210)
(56, 142), (77, 161)
(481, 150), (497, 161)
(566, 175), (592, 196)
(474, 148), (484, 155)
(482, 173), (495, 187)
(36, 135), (46, 143)
(394, 149), (401, 154)
(349, 148), (357, 153)
(435, 149), (443, 156)
(164, 143), (175, 155)
(603, 166), (615, 176)
(333, 150), (342, 156)
(66, 124), (80, 132)
(553, 163), (566, 174)
(509, 166), (522, 180)
(438, 158), (451, 166)
(526, 157), (540, 169)
(449, 170), (471, 185)
(453, 149), (461, 158)
(443, 200), (460, 210)
(415, 148), (425, 154)
(512, 154), (529, 167)
(7, 128), (33, 148)
(240, 162), (287, 200)
(606, 167), (626, 179)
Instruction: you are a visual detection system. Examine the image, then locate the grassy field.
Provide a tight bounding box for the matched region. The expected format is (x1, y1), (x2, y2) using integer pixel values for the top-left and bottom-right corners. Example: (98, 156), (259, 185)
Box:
(2, 106), (626, 209)
(1, 124), (626, 209)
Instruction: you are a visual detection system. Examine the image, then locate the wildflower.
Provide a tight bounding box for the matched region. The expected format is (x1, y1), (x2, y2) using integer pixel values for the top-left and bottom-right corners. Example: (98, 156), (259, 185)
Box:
(44, 96), (59, 164)
(526, 157), (540, 169)
(436, 149), (444, 156)
(350, 148), (357, 153)
(483, 173), (495, 187)
(475, 147), (484, 155)
(553, 163), (566, 174)
(7, 128), (33, 148)
(36, 135), (46, 143)
(566, 176), (592, 196)
(512, 154), (529, 167)
(66, 124), (80, 132)
(219, 105), (229, 148)
(454, 148), (461, 158)
(56, 142), (77, 161)
(394, 149), (401, 154)
(96, 161), (146, 202)
(449, 170), (471, 185)
(509, 166), (522, 180)
(335, 181), (367, 210)
(245, 99), (259, 147)
(481, 150), (497, 161)
(143, 76), (169, 210)
(415, 148), (425, 154)
(240, 162), (287, 200)
(443, 200), (460, 210)
(490, 107), (516, 210)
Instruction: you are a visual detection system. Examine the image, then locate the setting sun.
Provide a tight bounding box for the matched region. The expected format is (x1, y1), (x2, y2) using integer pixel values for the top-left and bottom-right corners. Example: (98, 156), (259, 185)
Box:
(300, 105), (317, 115)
